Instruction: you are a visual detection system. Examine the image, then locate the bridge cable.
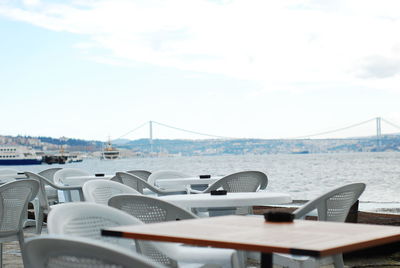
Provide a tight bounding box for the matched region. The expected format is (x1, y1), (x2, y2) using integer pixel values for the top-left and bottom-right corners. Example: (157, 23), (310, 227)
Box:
(151, 121), (234, 140)
(381, 118), (400, 131)
(291, 117), (376, 139)
(115, 121), (149, 140)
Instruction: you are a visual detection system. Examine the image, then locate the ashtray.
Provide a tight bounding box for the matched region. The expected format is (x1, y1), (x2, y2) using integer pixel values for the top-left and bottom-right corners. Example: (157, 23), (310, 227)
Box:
(95, 173), (105, 177)
(210, 190), (227, 195)
(199, 175), (211, 179)
(264, 211), (294, 223)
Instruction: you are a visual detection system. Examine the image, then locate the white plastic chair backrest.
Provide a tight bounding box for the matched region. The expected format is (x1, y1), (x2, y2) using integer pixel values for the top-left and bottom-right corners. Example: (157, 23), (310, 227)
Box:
(147, 170), (189, 187)
(205, 171), (268, 193)
(47, 202), (141, 249)
(109, 194), (194, 267)
(54, 168), (89, 186)
(0, 179), (39, 233)
(38, 167), (62, 183)
(294, 183), (366, 222)
(112, 172), (150, 194)
(0, 168), (19, 176)
(25, 235), (164, 268)
(24, 172), (52, 209)
(47, 202), (173, 266)
(82, 179), (140, 205)
(109, 194), (197, 223)
(127, 170), (152, 181)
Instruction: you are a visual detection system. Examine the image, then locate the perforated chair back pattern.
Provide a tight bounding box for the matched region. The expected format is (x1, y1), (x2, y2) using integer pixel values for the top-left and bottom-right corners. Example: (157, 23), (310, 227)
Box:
(38, 168), (62, 183)
(109, 194), (197, 267)
(109, 194), (197, 223)
(147, 170), (189, 188)
(53, 168), (89, 186)
(24, 235), (164, 268)
(112, 172), (146, 194)
(126, 170), (152, 181)
(293, 183), (366, 222)
(82, 179), (141, 205)
(47, 202), (142, 250)
(204, 171), (268, 193)
(108, 194), (240, 268)
(48, 202), (175, 267)
(114, 172), (186, 196)
(0, 179), (39, 233)
(0, 179), (39, 266)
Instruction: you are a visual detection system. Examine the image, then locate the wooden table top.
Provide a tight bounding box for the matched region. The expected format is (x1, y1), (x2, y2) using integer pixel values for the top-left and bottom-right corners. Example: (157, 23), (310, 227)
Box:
(102, 215), (400, 257)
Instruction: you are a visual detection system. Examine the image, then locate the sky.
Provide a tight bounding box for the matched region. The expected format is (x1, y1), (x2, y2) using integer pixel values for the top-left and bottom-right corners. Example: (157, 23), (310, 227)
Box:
(1, 0), (400, 142)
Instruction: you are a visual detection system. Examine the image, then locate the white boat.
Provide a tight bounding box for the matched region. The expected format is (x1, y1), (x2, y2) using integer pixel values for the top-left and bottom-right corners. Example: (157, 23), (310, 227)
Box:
(101, 140), (119, 160)
(0, 146), (42, 165)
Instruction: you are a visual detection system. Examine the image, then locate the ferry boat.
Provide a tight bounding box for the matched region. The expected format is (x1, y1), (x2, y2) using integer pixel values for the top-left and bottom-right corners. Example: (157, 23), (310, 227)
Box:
(101, 139), (119, 160)
(0, 146), (42, 165)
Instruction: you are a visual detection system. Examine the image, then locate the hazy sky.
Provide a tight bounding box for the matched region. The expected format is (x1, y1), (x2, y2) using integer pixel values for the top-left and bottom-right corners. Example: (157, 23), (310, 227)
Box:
(1, 0), (400, 141)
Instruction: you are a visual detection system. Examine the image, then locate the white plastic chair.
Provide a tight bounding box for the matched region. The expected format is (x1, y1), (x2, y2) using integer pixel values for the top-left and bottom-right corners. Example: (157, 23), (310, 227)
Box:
(273, 183), (366, 268)
(38, 167), (62, 205)
(82, 179), (140, 205)
(109, 194), (243, 268)
(191, 171), (268, 216)
(147, 170), (190, 192)
(53, 168), (89, 202)
(0, 179), (39, 267)
(113, 172), (189, 196)
(24, 171), (83, 234)
(191, 171), (268, 193)
(47, 202), (179, 267)
(127, 170), (152, 181)
(24, 235), (164, 268)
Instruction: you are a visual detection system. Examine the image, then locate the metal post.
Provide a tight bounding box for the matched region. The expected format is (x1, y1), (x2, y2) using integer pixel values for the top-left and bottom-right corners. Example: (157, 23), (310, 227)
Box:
(376, 117), (381, 152)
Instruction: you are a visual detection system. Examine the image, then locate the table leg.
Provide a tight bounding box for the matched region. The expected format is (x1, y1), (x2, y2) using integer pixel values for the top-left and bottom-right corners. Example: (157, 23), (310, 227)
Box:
(261, 253), (273, 268)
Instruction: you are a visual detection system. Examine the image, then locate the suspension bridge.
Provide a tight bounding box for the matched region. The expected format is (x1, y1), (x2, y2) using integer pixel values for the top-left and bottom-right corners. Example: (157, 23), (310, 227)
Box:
(115, 117), (400, 153)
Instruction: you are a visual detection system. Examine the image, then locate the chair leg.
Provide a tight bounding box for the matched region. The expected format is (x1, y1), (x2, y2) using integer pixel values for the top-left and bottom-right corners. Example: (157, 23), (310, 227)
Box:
(18, 231), (27, 267)
(36, 207), (44, 234)
(0, 243), (2, 267)
(332, 254), (344, 268)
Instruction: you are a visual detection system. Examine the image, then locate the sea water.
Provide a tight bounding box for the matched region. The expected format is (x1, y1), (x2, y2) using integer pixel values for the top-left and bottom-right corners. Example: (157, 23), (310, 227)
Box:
(13, 151), (400, 213)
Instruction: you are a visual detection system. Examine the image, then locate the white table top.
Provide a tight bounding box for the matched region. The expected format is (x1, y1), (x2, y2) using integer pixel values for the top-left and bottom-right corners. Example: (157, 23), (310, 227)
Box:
(62, 174), (114, 186)
(0, 174), (27, 183)
(160, 191), (292, 209)
(155, 176), (222, 188)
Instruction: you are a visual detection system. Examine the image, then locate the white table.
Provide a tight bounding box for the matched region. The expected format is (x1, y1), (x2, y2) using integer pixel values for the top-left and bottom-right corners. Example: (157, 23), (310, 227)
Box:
(155, 176), (222, 188)
(160, 191), (292, 210)
(61, 174), (114, 186)
(0, 174), (27, 183)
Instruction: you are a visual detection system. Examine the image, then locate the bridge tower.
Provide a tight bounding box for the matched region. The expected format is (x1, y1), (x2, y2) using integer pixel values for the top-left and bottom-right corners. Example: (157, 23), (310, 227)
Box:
(376, 117), (381, 152)
(149, 120), (153, 154)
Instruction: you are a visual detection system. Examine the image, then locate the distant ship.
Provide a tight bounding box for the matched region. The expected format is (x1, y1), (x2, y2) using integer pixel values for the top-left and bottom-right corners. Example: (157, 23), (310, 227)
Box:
(0, 146), (42, 165)
(291, 150), (309, 154)
(101, 139), (119, 160)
